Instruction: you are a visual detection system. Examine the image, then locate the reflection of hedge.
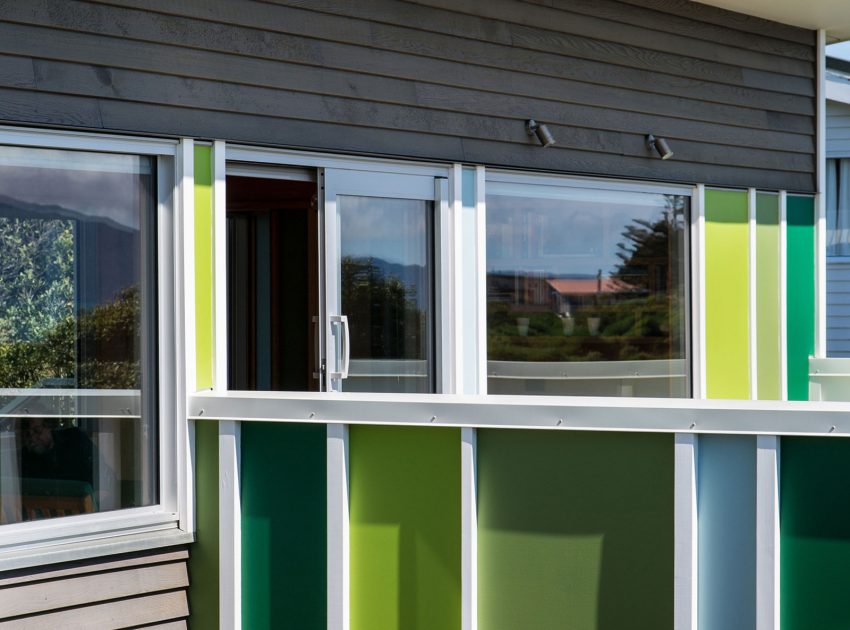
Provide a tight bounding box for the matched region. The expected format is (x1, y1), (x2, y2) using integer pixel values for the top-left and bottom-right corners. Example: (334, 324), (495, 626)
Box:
(0, 285), (140, 389)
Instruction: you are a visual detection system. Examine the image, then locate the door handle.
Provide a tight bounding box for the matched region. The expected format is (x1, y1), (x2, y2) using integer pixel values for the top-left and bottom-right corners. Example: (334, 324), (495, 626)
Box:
(329, 315), (350, 380)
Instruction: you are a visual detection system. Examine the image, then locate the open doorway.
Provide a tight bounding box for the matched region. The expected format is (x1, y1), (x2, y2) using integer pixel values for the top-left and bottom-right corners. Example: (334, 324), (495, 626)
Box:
(226, 170), (320, 391)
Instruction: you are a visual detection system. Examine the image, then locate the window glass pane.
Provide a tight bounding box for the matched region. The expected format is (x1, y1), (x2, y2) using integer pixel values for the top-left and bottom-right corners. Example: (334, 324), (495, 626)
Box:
(339, 196), (434, 393)
(0, 146), (156, 524)
(486, 185), (689, 397)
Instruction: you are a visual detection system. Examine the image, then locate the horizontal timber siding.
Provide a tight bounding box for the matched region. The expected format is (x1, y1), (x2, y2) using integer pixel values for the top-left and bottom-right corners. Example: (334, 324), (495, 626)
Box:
(0, 547), (190, 628)
(0, 0), (816, 190)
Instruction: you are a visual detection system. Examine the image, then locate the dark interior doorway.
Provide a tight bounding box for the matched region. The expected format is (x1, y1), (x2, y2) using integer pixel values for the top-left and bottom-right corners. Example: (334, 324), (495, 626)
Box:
(226, 173), (319, 391)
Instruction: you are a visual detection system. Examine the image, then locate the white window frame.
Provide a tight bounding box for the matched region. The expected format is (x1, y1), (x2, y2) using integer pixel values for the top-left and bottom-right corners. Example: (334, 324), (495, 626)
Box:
(482, 168), (695, 397)
(0, 126), (191, 569)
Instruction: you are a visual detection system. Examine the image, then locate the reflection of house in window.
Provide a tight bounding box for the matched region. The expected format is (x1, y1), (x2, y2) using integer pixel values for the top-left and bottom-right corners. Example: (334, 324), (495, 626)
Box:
(546, 277), (638, 317)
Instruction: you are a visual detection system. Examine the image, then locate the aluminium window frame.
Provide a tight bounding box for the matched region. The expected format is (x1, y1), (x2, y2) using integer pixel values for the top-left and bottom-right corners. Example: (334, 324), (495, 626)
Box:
(0, 126), (190, 568)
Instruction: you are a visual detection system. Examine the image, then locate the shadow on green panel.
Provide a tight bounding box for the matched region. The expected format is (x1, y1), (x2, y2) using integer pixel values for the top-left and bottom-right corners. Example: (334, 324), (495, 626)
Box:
(188, 421), (219, 630)
(478, 430), (673, 630)
(781, 438), (850, 630)
(242, 423), (326, 630)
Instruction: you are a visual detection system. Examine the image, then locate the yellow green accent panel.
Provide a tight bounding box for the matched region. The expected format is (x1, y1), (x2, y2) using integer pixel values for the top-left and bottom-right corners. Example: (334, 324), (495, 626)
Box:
(187, 145), (219, 629)
(349, 426), (461, 630)
(477, 430), (674, 630)
(705, 189), (750, 400)
(756, 193), (781, 400)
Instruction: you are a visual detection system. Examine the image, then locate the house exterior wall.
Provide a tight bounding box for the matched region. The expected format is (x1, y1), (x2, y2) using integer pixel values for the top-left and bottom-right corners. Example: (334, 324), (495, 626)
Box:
(0, 0), (816, 191)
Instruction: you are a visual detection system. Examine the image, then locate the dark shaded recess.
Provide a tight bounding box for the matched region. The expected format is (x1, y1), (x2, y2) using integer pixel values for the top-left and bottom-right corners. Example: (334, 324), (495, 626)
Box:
(226, 175), (318, 391)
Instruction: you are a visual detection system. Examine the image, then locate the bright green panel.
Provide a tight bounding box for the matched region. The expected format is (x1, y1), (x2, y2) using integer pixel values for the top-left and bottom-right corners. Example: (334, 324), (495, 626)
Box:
(350, 426), (461, 630)
(187, 146), (218, 630)
(478, 430), (674, 630)
(786, 196), (815, 401)
(781, 438), (850, 629)
(194, 145), (214, 390)
(188, 421), (219, 630)
(756, 194), (781, 400)
(242, 423), (326, 630)
(705, 189), (750, 400)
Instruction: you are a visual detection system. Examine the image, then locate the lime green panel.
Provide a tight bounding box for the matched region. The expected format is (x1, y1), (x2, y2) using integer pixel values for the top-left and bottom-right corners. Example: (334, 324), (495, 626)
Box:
(194, 145), (214, 390)
(242, 423), (326, 630)
(786, 196), (815, 401)
(705, 189), (750, 400)
(756, 193), (781, 400)
(781, 438), (850, 628)
(350, 426), (461, 630)
(187, 145), (218, 630)
(188, 421), (219, 630)
(478, 430), (674, 630)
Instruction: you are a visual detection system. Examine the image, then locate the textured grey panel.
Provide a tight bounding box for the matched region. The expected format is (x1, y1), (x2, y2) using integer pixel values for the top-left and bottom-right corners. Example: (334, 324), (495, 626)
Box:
(827, 101), (850, 157)
(0, 0), (816, 190)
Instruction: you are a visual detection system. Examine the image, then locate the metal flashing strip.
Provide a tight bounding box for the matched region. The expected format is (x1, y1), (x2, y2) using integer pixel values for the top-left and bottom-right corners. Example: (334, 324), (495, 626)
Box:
(189, 391), (850, 436)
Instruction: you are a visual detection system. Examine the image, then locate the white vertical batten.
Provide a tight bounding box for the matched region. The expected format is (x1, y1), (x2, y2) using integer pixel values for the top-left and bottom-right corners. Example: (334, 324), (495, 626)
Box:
(674, 433), (698, 630)
(461, 427), (478, 630)
(779, 192), (789, 401)
(475, 166), (487, 394)
(178, 138), (196, 534)
(213, 141), (241, 630)
(437, 177), (454, 394)
(219, 420), (241, 630)
(695, 184), (707, 399)
(816, 29), (828, 357)
(452, 164), (465, 395)
(749, 188), (759, 400)
(755, 436), (780, 630)
(328, 423), (350, 630)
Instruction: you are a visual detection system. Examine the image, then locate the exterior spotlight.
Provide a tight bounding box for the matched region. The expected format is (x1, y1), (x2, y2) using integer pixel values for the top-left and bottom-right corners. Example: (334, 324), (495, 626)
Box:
(526, 119), (556, 147)
(647, 134), (673, 160)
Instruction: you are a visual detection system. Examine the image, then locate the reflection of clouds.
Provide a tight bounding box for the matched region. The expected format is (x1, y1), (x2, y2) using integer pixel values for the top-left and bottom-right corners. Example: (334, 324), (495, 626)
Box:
(0, 148), (150, 231)
(339, 196), (428, 265)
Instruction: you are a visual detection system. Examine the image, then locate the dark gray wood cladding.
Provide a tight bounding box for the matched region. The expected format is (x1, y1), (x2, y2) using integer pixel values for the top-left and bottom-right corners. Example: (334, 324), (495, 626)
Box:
(0, 0), (816, 190)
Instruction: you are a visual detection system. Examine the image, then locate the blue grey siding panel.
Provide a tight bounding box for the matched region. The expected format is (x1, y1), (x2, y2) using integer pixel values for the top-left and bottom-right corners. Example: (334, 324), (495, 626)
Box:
(0, 0), (816, 191)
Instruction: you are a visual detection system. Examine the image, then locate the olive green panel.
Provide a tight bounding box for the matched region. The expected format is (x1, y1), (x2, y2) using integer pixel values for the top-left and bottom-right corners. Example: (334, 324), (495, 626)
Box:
(349, 426), (461, 630)
(478, 430), (674, 630)
(242, 423), (326, 630)
(705, 189), (750, 400)
(781, 438), (850, 629)
(786, 195), (815, 401)
(187, 145), (218, 630)
(756, 193), (781, 400)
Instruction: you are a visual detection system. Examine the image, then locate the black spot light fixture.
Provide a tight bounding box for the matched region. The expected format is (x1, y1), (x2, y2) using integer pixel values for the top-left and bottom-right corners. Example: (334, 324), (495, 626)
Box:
(526, 119), (556, 147)
(647, 134), (674, 160)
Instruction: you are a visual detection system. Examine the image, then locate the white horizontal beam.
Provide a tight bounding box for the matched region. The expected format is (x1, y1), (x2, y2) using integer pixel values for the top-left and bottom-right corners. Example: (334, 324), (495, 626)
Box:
(189, 391), (850, 436)
(0, 390), (141, 418)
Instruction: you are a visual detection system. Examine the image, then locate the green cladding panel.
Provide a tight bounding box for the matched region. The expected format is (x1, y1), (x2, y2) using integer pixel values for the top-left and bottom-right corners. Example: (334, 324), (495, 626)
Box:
(781, 438), (850, 629)
(756, 193), (781, 400)
(188, 145), (219, 630)
(242, 423), (326, 630)
(349, 426), (461, 630)
(786, 195), (815, 401)
(477, 430), (674, 630)
(705, 189), (750, 400)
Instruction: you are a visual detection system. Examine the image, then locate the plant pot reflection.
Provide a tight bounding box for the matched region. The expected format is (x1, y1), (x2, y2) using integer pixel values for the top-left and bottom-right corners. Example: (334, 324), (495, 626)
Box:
(562, 317), (575, 336)
(587, 317), (601, 336)
(516, 317), (530, 336)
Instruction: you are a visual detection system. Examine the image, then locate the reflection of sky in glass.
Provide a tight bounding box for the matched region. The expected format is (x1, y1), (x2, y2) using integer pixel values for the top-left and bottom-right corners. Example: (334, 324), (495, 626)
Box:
(486, 193), (675, 278)
(339, 196), (428, 265)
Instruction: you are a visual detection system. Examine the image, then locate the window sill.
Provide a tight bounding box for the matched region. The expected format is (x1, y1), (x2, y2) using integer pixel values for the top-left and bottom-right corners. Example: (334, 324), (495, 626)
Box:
(0, 527), (194, 573)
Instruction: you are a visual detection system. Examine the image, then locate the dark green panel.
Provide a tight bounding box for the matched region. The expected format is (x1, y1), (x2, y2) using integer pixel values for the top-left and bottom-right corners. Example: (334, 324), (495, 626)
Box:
(350, 426), (461, 630)
(188, 421), (219, 630)
(786, 195), (815, 401)
(781, 438), (850, 629)
(478, 430), (674, 630)
(241, 423), (326, 630)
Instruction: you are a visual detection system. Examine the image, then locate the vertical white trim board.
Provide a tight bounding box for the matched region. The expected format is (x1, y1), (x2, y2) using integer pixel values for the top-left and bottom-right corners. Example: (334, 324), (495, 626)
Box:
(674, 433), (698, 630)
(695, 184), (707, 400)
(749, 188), (759, 401)
(816, 29), (828, 358)
(475, 166), (487, 395)
(212, 140), (228, 392)
(756, 435), (780, 630)
(328, 423), (350, 630)
(461, 427), (478, 630)
(219, 420), (242, 630)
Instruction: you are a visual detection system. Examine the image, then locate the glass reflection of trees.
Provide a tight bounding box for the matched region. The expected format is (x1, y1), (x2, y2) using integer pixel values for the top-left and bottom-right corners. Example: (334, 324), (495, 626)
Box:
(488, 195), (686, 363)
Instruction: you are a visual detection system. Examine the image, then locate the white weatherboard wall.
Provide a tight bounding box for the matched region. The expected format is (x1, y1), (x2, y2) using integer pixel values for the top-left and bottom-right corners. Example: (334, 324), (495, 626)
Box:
(698, 435), (757, 630)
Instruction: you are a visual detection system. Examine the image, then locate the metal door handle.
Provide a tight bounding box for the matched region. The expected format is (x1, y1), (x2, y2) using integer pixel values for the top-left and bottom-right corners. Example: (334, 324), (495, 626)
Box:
(329, 315), (350, 379)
